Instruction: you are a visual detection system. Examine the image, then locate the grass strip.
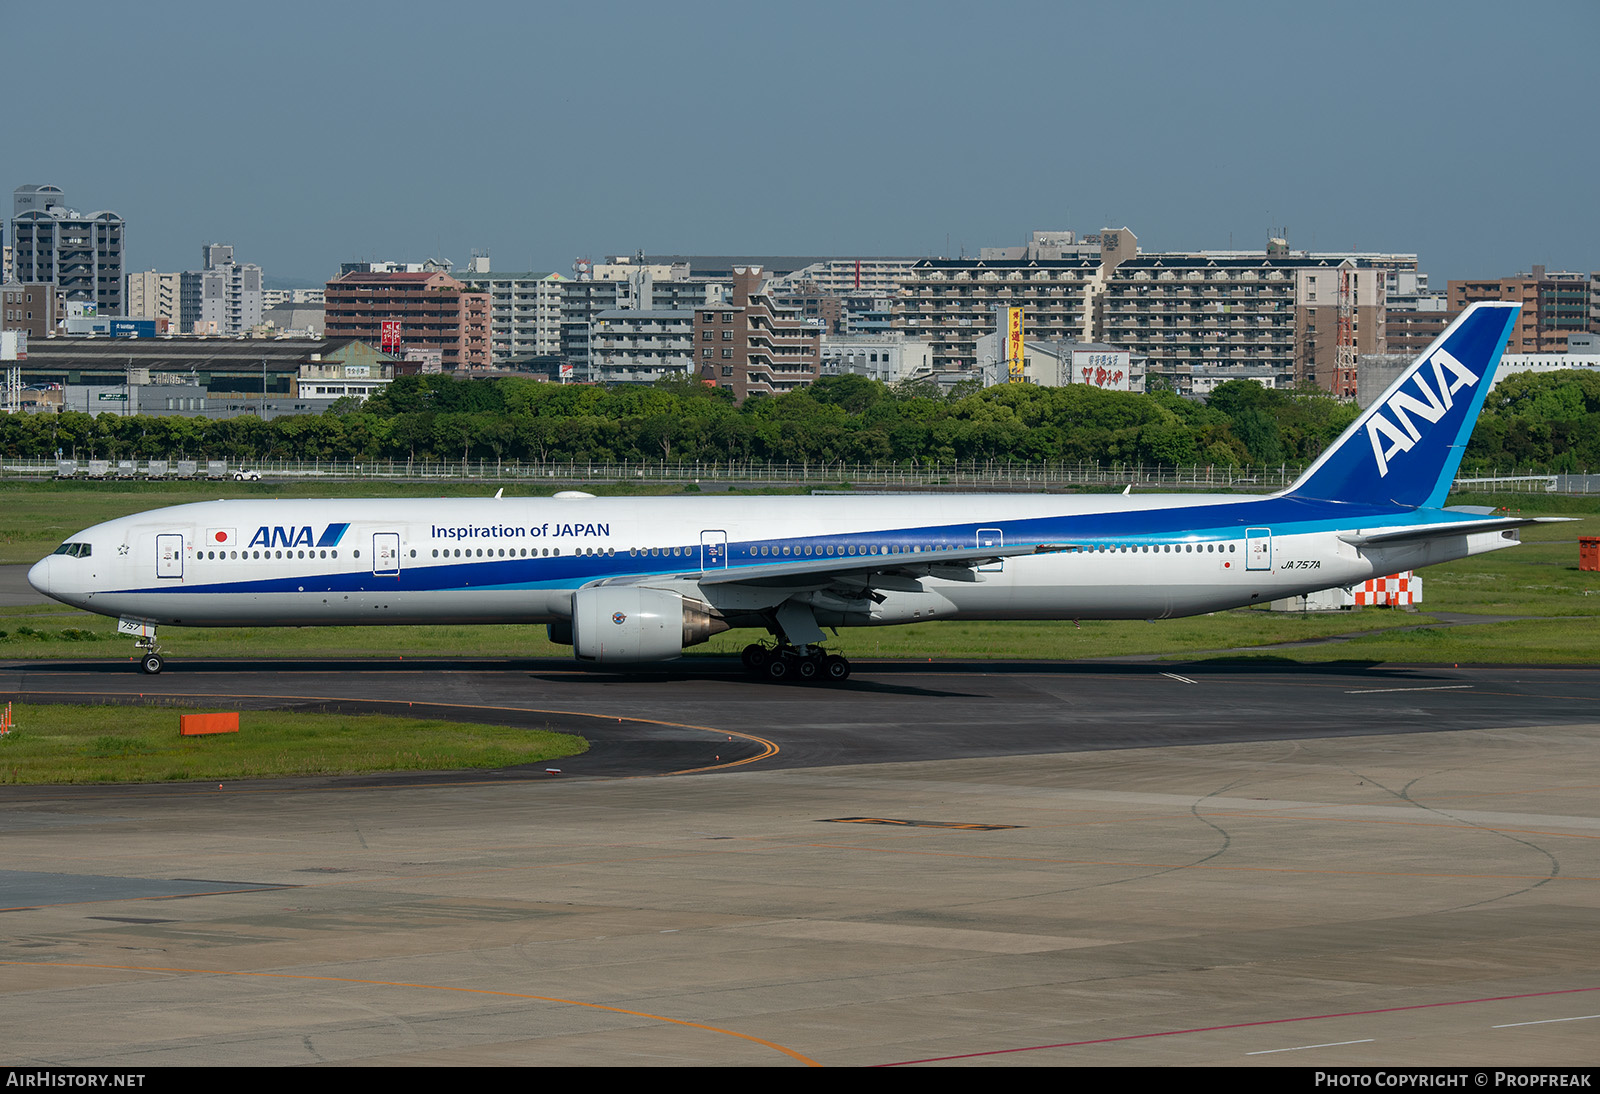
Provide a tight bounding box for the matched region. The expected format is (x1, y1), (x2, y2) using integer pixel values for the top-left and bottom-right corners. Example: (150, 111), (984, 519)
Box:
(0, 703), (587, 784)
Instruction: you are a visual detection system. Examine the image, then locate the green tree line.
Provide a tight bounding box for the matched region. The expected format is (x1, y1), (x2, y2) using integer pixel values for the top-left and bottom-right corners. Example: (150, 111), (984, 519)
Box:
(1, 371), (1592, 471)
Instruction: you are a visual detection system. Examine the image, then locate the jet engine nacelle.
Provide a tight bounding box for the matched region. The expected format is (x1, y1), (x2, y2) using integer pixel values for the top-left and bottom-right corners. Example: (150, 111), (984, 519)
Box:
(571, 586), (728, 664)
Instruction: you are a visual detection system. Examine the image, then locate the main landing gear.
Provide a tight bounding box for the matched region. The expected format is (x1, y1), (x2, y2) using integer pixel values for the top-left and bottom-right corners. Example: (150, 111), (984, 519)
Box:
(740, 642), (851, 684)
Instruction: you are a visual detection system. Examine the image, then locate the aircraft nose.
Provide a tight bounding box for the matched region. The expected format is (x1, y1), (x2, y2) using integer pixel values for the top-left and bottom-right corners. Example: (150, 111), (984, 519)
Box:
(28, 557), (52, 597)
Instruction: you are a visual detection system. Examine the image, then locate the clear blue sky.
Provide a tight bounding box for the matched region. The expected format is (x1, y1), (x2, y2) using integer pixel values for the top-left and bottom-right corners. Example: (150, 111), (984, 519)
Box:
(13, 0), (1596, 286)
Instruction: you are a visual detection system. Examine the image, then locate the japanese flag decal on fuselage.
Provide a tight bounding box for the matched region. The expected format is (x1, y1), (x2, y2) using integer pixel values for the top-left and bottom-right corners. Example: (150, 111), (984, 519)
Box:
(1284, 301), (1518, 511)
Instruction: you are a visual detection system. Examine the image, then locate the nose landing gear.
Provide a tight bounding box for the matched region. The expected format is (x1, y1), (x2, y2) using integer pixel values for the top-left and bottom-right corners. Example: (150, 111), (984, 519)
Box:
(122, 622), (165, 674)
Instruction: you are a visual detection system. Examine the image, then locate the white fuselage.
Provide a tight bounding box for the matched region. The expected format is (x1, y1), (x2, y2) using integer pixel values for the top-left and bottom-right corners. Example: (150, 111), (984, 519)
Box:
(28, 492), (1515, 632)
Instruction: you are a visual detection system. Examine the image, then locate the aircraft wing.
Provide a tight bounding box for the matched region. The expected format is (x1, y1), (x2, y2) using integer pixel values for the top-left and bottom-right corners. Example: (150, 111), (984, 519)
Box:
(1339, 516), (1574, 548)
(694, 542), (1078, 588)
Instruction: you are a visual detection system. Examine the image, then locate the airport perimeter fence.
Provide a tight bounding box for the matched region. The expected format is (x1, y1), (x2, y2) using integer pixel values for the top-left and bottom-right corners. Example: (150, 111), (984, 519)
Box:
(5, 456), (1298, 491)
(2, 457), (1595, 494)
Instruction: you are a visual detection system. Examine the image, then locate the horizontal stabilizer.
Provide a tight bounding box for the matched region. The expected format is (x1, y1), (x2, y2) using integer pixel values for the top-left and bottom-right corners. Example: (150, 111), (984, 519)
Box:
(1339, 516), (1574, 548)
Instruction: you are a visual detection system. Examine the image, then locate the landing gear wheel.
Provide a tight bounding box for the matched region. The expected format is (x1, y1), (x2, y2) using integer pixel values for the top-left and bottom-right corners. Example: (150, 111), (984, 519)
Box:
(141, 653), (164, 675)
(765, 657), (791, 682)
(823, 654), (851, 682)
(741, 643), (770, 672)
(796, 656), (820, 682)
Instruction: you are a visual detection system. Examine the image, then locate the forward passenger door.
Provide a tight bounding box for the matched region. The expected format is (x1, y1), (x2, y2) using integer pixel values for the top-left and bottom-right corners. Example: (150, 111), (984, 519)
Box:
(373, 532), (401, 576)
(156, 533), (184, 579)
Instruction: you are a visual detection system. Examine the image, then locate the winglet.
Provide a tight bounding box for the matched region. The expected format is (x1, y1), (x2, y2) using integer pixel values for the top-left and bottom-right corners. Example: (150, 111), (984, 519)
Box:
(1285, 301), (1519, 509)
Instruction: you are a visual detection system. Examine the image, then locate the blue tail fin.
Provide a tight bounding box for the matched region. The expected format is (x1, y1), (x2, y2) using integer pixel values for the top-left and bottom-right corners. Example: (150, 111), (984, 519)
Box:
(1286, 301), (1518, 509)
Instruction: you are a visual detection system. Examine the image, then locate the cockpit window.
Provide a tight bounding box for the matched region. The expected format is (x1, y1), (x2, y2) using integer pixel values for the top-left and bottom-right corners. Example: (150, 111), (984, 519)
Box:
(52, 542), (91, 558)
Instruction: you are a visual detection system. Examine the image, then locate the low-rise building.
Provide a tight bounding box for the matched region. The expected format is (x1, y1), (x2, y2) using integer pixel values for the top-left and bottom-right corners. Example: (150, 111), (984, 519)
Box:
(293, 341), (396, 399)
(972, 331), (1144, 391)
(820, 333), (933, 384)
(1, 282), (63, 340)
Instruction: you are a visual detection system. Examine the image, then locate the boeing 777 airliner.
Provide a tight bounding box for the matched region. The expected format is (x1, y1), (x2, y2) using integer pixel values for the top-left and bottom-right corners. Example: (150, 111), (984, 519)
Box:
(29, 302), (1549, 681)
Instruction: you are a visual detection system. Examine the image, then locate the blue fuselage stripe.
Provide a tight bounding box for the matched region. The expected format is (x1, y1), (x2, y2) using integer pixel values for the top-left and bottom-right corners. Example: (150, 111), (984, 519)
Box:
(110, 494), (1478, 597)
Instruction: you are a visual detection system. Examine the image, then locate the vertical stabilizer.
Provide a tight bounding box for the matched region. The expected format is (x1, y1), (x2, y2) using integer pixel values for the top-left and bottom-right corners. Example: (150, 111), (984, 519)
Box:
(1285, 301), (1518, 509)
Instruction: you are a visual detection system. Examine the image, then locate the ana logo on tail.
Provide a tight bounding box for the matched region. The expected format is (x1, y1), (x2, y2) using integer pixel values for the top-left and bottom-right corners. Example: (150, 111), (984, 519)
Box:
(1366, 348), (1480, 477)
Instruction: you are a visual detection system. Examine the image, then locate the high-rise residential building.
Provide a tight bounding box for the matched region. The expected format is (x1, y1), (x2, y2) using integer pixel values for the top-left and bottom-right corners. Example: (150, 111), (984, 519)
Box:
(895, 256), (1101, 373)
(126, 270), (181, 324)
(765, 257), (921, 296)
(590, 309), (696, 384)
(10, 184), (125, 315)
(772, 281), (847, 334)
(323, 270), (490, 371)
(695, 266), (822, 400)
(1293, 264), (1388, 396)
(454, 263), (567, 363)
(179, 244), (263, 335)
(895, 228), (1412, 395)
(1103, 253), (1396, 394)
(561, 273), (728, 380)
(1382, 270), (1449, 358)
(1449, 268), (1599, 354)
(561, 278), (627, 374)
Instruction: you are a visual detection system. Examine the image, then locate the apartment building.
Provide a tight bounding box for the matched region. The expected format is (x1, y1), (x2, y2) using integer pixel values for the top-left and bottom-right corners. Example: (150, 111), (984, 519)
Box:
(894, 257), (1101, 373)
(179, 244), (263, 336)
(454, 266), (567, 363)
(562, 276), (727, 380)
(1449, 268), (1598, 354)
(765, 258), (920, 295)
(695, 267), (822, 400)
(899, 227), (1410, 395)
(323, 271), (490, 371)
(9, 185), (125, 315)
(590, 309), (695, 383)
(1293, 264), (1388, 396)
(127, 270), (181, 324)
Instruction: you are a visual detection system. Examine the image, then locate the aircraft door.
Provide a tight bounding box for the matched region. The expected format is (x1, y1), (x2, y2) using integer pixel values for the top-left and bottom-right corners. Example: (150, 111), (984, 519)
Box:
(976, 527), (1004, 573)
(156, 533), (184, 579)
(700, 530), (728, 571)
(373, 532), (401, 576)
(1246, 527), (1272, 571)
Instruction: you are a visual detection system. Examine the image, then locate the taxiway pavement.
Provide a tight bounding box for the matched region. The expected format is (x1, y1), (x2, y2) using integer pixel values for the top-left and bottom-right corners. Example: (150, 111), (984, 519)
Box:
(2, 656), (1598, 1066)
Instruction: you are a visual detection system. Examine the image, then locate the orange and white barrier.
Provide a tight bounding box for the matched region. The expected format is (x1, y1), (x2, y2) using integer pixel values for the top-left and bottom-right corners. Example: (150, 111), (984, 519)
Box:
(1353, 571), (1420, 607)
